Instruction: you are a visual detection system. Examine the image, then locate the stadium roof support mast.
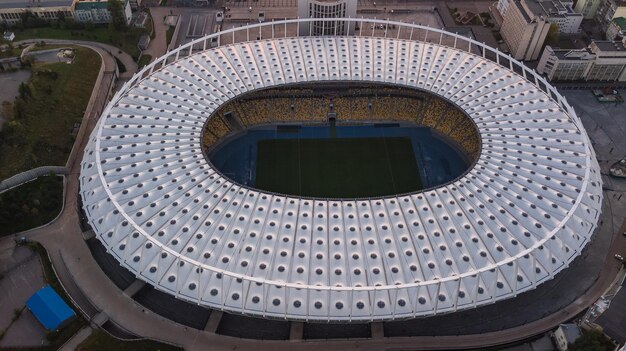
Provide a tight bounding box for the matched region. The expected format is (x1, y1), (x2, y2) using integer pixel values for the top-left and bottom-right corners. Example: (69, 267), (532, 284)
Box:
(358, 17), (362, 36)
(81, 18), (602, 323)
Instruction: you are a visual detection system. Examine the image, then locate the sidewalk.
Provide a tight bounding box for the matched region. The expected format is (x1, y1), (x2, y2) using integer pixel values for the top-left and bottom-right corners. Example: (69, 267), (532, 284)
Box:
(60, 326), (93, 351)
(145, 7), (174, 59)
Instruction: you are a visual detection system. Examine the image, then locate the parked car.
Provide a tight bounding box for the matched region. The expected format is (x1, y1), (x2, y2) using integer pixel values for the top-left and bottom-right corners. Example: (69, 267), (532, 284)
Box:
(615, 254), (624, 262)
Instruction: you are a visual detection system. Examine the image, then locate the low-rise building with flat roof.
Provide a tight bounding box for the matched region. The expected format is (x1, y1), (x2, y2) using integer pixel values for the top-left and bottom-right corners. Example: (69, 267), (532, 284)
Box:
(3, 30), (15, 41)
(0, 0), (74, 25)
(74, 0), (131, 24)
(553, 324), (581, 351)
(537, 46), (596, 80)
(498, 0), (582, 33)
(537, 38), (626, 81)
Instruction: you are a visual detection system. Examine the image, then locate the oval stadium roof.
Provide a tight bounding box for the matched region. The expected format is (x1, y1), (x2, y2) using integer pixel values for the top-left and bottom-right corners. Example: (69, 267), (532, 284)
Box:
(80, 25), (603, 322)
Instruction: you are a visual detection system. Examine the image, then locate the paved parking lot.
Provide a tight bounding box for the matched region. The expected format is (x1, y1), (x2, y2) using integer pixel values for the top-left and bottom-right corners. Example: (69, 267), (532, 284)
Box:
(0, 244), (48, 348)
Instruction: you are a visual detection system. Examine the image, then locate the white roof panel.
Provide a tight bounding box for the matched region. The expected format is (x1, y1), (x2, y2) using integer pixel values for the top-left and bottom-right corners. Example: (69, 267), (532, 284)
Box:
(80, 35), (603, 322)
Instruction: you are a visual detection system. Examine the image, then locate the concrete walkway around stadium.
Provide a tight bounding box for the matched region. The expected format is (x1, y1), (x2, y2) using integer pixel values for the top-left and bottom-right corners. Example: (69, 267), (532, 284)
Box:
(145, 7), (176, 59)
(59, 326), (93, 351)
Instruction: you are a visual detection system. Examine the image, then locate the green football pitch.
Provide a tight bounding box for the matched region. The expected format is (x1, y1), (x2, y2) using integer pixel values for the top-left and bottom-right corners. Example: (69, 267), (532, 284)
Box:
(255, 137), (422, 198)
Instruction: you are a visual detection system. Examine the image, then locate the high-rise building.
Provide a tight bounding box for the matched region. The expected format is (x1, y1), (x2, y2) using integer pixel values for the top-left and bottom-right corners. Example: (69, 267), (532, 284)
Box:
(500, 0), (551, 60)
(297, 0), (357, 36)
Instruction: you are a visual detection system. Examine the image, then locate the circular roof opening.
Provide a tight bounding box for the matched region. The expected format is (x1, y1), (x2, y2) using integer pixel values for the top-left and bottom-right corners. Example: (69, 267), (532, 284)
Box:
(203, 83), (480, 198)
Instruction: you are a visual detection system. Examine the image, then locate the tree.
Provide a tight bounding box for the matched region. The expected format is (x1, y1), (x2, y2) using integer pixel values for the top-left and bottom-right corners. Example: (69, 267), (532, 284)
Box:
(18, 82), (31, 99)
(107, 0), (127, 31)
(56, 10), (66, 22)
(570, 330), (615, 351)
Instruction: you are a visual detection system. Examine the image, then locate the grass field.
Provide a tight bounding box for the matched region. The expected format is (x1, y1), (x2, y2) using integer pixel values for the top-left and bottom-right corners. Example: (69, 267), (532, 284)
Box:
(137, 54), (152, 69)
(0, 175), (63, 236)
(255, 137), (422, 198)
(0, 46), (100, 180)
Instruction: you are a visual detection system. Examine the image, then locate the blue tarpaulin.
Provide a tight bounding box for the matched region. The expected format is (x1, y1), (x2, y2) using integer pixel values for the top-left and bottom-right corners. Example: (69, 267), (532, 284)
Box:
(26, 286), (75, 330)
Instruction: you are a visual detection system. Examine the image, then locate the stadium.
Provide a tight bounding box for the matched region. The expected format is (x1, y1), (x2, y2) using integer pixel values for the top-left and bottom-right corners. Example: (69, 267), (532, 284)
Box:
(79, 19), (603, 323)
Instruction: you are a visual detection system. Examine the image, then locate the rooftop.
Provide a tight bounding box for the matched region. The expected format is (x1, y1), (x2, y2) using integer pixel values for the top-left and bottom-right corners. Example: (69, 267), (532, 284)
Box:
(514, 0), (533, 22)
(75, 0), (110, 10)
(592, 40), (626, 52)
(522, 0), (579, 18)
(613, 17), (626, 30)
(80, 34), (602, 322)
(549, 47), (595, 60)
(559, 324), (582, 343)
(26, 286), (75, 330)
(0, 0), (73, 9)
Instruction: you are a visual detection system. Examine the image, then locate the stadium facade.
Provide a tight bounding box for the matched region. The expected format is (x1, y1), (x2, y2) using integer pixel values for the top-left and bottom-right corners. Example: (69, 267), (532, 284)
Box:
(79, 19), (603, 323)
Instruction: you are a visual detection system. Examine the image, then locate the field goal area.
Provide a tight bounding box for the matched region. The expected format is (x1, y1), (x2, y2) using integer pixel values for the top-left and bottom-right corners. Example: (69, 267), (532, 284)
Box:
(255, 137), (422, 198)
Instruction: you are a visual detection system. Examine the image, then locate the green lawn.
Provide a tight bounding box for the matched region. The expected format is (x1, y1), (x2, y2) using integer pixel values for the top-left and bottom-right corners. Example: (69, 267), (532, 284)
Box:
(0, 46), (100, 180)
(0, 45), (24, 59)
(0, 175), (63, 236)
(165, 25), (175, 48)
(137, 54), (152, 69)
(77, 329), (182, 351)
(255, 137), (422, 198)
(13, 26), (148, 60)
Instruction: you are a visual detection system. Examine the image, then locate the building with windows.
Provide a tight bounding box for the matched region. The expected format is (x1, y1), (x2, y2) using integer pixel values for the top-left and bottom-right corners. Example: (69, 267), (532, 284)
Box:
(297, 0), (356, 36)
(574, 0), (603, 18)
(537, 38), (626, 81)
(595, 0), (626, 31)
(497, 0), (582, 33)
(552, 324), (581, 351)
(500, 0), (551, 60)
(497, 0), (514, 16)
(537, 46), (596, 80)
(73, 0), (131, 24)
(0, 0), (74, 25)
(3, 30), (15, 41)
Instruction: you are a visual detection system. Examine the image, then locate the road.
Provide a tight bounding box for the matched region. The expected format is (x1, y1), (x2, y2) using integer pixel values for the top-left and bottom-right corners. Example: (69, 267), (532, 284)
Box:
(15, 39), (138, 80)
